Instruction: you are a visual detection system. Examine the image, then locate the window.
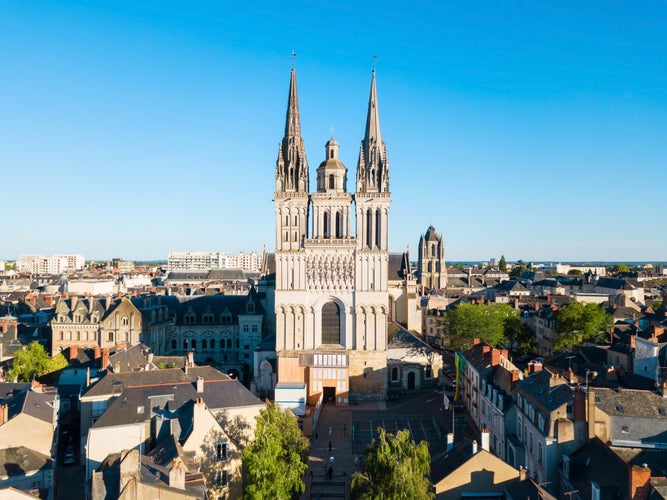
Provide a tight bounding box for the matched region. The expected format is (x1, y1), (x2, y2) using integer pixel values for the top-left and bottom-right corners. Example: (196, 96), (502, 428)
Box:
(107, 332), (113, 342)
(243, 325), (249, 332)
(216, 442), (229, 461)
(171, 339), (176, 349)
(622, 425), (629, 433)
(215, 469), (229, 487)
(121, 316), (129, 326)
(425, 365), (432, 379)
(202, 339), (208, 349)
(191, 339), (196, 349)
(252, 325), (258, 332)
(391, 367), (399, 381)
(538, 441), (543, 464)
(210, 339), (215, 349)
(227, 339), (232, 349)
(321, 302), (341, 344)
(329, 174), (334, 189)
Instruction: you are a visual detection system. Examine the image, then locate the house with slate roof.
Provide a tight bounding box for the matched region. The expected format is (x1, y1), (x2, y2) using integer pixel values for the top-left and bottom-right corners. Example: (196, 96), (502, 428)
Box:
(91, 447), (206, 500)
(458, 340), (523, 463)
(511, 368), (584, 490)
(0, 383), (58, 498)
(86, 378), (261, 498)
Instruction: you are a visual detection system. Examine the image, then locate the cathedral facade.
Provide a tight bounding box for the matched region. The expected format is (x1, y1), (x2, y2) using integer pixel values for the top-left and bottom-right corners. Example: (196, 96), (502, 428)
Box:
(274, 68), (391, 403)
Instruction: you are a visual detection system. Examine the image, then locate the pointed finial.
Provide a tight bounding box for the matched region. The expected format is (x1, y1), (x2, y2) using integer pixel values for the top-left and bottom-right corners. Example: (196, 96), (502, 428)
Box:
(372, 55), (377, 73)
(330, 125), (335, 139)
(291, 51), (296, 69)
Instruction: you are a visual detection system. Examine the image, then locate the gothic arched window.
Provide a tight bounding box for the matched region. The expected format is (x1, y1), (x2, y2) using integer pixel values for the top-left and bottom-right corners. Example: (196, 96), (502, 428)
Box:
(323, 212), (330, 238)
(329, 174), (335, 189)
(375, 209), (381, 248)
(321, 302), (341, 345)
(391, 366), (399, 381)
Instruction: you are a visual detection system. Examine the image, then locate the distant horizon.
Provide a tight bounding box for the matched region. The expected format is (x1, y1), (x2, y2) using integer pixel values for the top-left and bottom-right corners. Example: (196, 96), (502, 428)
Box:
(3, 2), (666, 261)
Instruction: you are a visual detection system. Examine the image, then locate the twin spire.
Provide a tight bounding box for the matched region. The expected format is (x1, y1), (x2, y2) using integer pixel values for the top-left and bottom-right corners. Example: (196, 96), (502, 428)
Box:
(276, 65), (389, 195)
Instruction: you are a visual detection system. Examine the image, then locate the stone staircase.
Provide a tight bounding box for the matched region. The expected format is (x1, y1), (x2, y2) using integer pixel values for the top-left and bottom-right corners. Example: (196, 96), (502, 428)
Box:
(308, 473), (348, 499)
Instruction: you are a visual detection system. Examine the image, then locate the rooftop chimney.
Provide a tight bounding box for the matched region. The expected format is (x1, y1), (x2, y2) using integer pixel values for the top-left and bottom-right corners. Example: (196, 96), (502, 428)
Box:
(480, 428), (490, 452)
(519, 465), (528, 481)
(94, 345), (101, 360)
(471, 440), (478, 454)
(0, 403), (8, 425)
(491, 348), (501, 367)
(630, 463), (651, 500)
(69, 345), (78, 361)
(169, 458), (186, 490)
(101, 348), (110, 371)
(196, 376), (204, 394)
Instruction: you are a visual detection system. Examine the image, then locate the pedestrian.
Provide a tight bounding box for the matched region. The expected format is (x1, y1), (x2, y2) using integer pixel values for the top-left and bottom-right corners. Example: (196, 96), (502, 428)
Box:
(328, 441), (332, 453)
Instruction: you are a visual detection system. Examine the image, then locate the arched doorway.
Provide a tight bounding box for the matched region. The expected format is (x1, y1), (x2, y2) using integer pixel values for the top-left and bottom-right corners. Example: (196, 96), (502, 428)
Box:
(407, 371), (416, 390)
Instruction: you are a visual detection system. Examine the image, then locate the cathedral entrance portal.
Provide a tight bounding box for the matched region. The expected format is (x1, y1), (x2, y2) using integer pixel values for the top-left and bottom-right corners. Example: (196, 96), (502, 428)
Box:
(323, 386), (336, 406)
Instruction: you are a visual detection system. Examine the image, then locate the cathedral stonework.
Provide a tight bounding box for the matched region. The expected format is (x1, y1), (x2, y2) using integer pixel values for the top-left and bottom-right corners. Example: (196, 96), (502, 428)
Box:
(274, 67), (391, 403)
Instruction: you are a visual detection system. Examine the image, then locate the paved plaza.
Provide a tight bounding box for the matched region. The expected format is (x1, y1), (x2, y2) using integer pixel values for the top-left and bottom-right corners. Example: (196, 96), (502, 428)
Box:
(302, 387), (453, 499)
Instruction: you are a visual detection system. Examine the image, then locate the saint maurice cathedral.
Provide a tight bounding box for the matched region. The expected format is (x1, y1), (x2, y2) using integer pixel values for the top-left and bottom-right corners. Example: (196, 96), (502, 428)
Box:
(273, 67), (393, 404)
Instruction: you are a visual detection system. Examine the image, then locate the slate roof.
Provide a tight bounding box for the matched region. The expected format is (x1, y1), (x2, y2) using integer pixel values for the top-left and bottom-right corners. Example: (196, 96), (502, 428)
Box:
(517, 369), (573, 412)
(0, 446), (52, 477)
(92, 378), (261, 429)
(80, 366), (229, 399)
(611, 446), (667, 476)
(108, 344), (152, 373)
(0, 384), (55, 424)
(504, 478), (556, 500)
(594, 388), (667, 419)
(388, 253), (406, 281)
(597, 277), (637, 290)
(172, 290), (265, 323)
(387, 325), (430, 350)
(567, 438), (629, 500)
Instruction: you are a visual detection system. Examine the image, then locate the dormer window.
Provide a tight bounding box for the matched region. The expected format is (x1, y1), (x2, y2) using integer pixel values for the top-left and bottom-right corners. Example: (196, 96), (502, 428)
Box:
(185, 312), (196, 324)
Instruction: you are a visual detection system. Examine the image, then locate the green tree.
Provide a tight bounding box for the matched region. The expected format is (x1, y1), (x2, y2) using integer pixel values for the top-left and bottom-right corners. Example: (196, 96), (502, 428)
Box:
(504, 316), (536, 353)
(351, 428), (433, 500)
(567, 269), (583, 275)
(9, 341), (68, 382)
(499, 255), (507, 273)
(440, 303), (519, 350)
(509, 260), (528, 279)
(242, 403), (309, 500)
(554, 302), (613, 350)
(612, 263), (629, 274)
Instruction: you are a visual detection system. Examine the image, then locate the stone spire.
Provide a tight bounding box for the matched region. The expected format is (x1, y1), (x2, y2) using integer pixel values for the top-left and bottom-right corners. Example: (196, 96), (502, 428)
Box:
(276, 68), (308, 193)
(357, 69), (389, 193)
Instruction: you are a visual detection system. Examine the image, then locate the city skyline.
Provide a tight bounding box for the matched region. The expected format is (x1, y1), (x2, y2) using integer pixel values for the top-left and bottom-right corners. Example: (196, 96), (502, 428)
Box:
(3, 2), (666, 261)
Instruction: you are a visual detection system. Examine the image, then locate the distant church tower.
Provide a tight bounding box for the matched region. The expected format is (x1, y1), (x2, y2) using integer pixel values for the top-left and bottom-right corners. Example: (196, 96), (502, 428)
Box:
(274, 67), (391, 404)
(417, 225), (446, 291)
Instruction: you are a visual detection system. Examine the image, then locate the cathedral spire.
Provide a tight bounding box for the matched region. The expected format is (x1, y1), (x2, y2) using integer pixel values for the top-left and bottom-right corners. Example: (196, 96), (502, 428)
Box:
(357, 68), (389, 193)
(276, 66), (308, 193)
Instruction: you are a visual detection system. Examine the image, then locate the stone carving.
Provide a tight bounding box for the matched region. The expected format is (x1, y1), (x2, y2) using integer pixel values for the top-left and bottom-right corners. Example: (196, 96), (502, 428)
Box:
(306, 254), (355, 289)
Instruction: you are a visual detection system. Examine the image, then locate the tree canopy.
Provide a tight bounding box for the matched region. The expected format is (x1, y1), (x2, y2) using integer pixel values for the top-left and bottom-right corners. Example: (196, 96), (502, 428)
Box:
(9, 341), (68, 382)
(509, 260), (529, 279)
(554, 302), (613, 350)
(499, 255), (507, 273)
(611, 263), (630, 274)
(440, 302), (520, 350)
(242, 403), (309, 500)
(351, 428), (433, 500)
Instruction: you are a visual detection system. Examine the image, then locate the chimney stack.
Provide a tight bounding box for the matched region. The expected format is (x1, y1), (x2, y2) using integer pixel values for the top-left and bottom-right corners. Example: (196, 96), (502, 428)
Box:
(491, 349), (501, 367)
(169, 458), (186, 490)
(101, 348), (109, 370)
(480, 428), (490, 452)
(94, 345), (101, 360)
(196, 376), (204, 394)
(588, 387), (596, 439)
(69, 345), (78, 361)
(0, 404), (8, 425)
(630, 464), (652, 500)
(471, 440), (478, 454)
(519, 465), (528, 481)
(187, 351), (194, 368)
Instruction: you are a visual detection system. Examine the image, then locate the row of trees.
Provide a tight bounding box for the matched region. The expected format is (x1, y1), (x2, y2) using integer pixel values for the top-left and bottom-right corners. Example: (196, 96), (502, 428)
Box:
(439, 299), (612, 353)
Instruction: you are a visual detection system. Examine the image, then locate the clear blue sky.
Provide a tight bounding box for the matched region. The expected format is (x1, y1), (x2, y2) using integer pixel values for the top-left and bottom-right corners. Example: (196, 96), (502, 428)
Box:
(2, 1), (666, 262)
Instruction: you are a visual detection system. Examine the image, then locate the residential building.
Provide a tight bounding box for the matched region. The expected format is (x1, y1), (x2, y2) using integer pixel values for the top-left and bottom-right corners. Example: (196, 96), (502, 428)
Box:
(386, 324), (442, 394)
(167, 251), (260, 272)
(511, 368), (584, 488)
